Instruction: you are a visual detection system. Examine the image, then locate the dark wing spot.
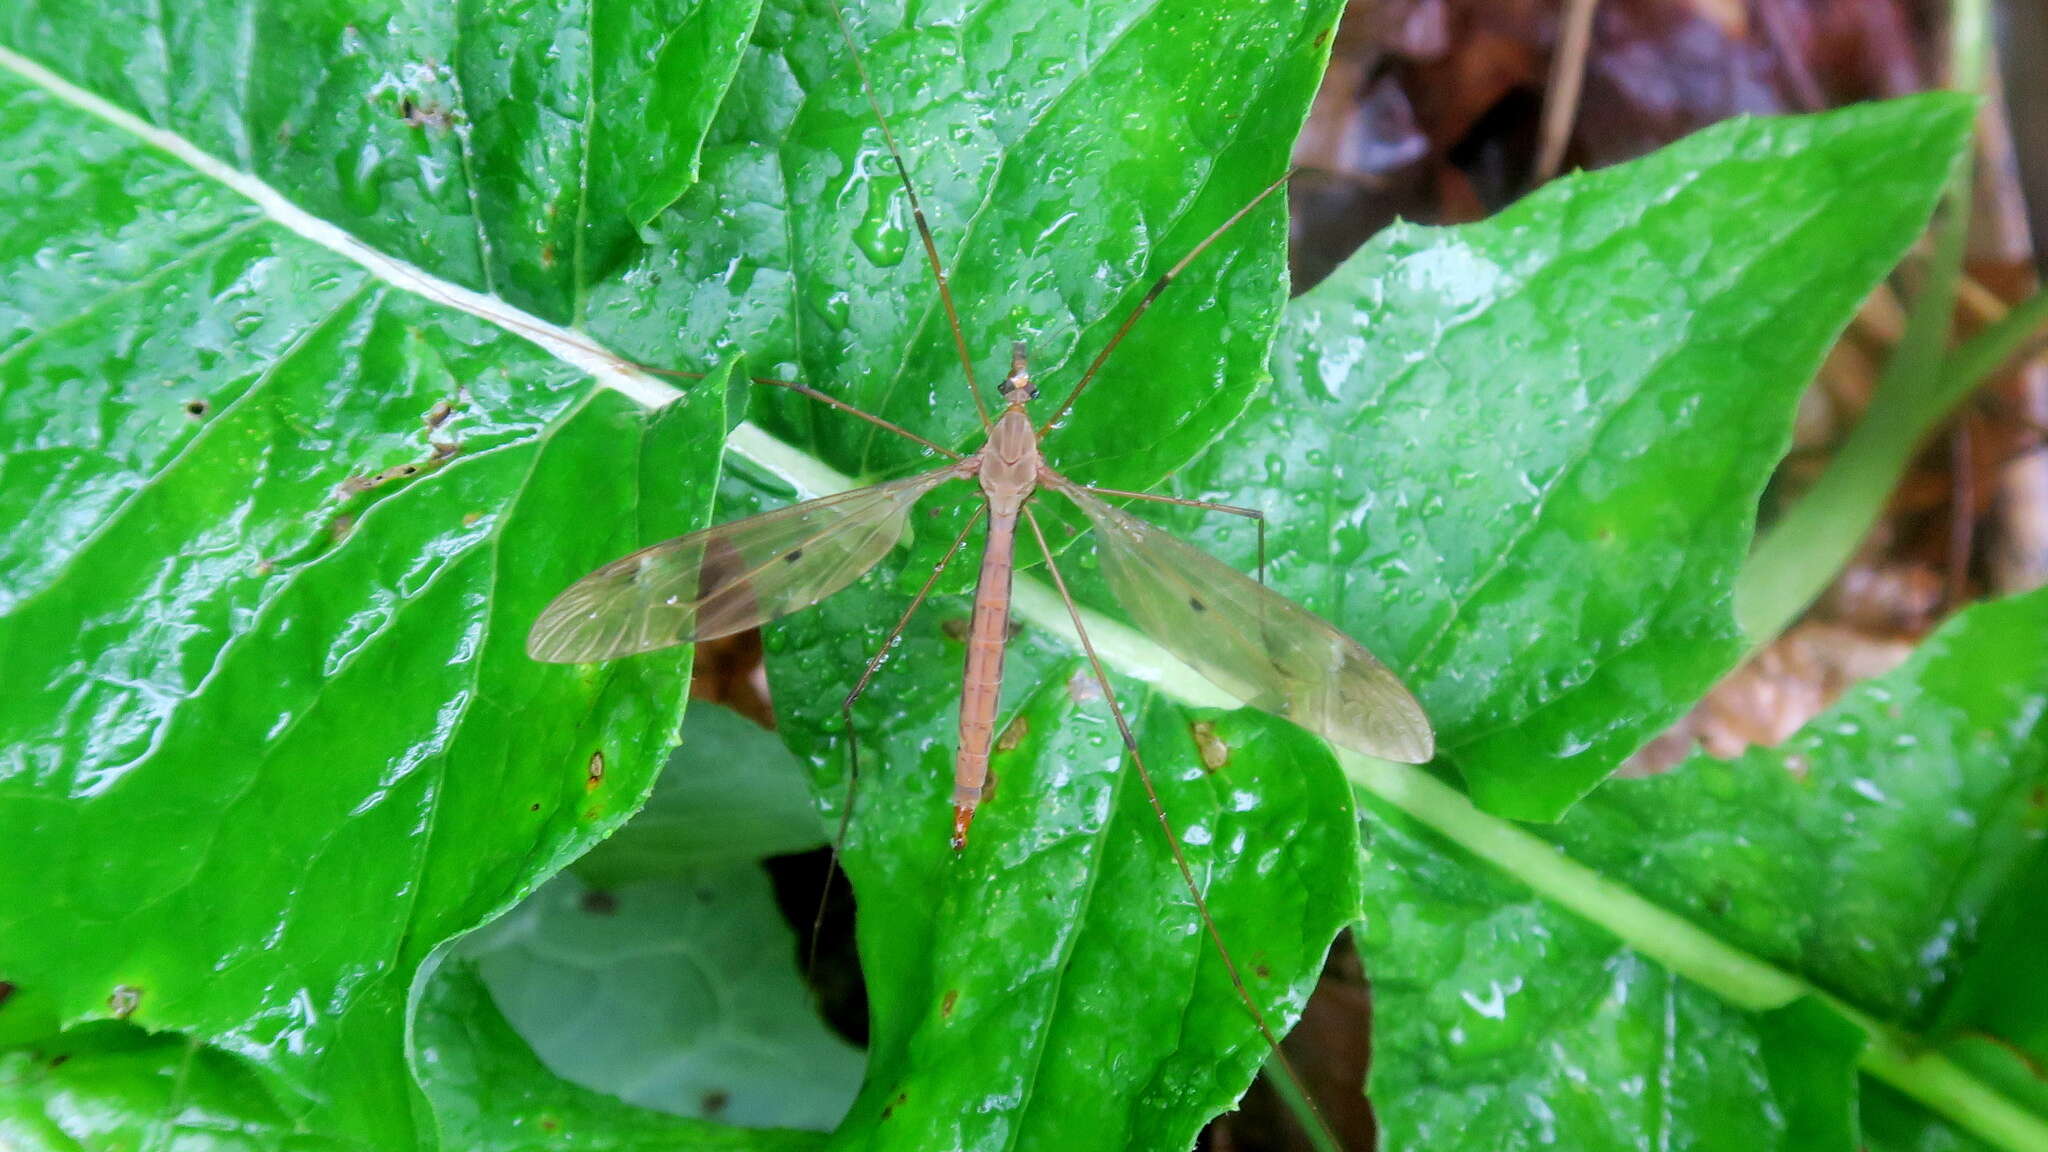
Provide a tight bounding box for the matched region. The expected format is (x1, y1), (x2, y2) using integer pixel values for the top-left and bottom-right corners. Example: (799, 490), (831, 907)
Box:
(784, 548), (804, 563)
(1188, 596), (1207, 613)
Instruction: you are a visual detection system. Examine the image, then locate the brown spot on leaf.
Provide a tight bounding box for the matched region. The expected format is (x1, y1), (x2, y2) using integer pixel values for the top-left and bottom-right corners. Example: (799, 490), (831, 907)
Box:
(701, 1090), (729, 1116)
(423, 400), (454, 429)
(586, 751), (605, 789)
(539, 1116), (560, 1133)
(1190, 720), (1230, 771)
(0, 981), (15, 1009)
(996, 715), (1028, 753)
(1254, 964), (1271, 979)
(461, 510), (484, 527)
(184, 398), (209, 419)
(940, 988), (958, 1018)
(579, 889), (619, 916)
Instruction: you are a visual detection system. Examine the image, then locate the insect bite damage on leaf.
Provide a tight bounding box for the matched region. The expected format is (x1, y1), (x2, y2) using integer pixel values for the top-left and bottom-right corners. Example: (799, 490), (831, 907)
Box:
(106, 985), (141, 1019)
(1190, 720), (1230, 771)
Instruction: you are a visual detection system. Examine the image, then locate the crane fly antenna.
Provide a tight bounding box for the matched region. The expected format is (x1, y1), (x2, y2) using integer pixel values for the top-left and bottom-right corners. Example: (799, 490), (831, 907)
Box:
(1020, 506), (1342, 1152)
(824, 0), (994, 431)
(1041, 168), (1296, 436)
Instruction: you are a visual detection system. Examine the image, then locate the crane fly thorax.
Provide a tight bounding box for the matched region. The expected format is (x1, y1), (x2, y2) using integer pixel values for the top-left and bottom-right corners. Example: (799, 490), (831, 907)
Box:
(975, 406), (1040, 516)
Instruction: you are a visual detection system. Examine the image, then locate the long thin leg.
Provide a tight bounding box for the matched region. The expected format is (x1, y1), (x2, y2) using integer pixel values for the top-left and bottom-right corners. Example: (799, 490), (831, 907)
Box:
(1075, 484), (1267, 583)
(824, 0), (993, 431)
(1020, 507), (1336, 1149)
(808, 504), (986, 972)
(1040, 169), (1297, 435)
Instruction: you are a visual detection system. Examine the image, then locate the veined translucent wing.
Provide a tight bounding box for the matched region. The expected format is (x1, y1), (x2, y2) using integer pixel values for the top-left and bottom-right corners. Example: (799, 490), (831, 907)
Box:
(528, 468), (960, 663)
(1055, 480), (1434, 763)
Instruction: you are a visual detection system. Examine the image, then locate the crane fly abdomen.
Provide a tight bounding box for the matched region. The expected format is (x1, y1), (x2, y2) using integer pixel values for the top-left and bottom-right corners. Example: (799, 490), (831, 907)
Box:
(952, 507), (1020, 848)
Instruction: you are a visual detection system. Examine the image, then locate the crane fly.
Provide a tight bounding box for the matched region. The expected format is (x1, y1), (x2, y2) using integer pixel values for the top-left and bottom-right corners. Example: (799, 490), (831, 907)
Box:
(524, 0), (1433, 1135)
(525, 337), (1435, 843)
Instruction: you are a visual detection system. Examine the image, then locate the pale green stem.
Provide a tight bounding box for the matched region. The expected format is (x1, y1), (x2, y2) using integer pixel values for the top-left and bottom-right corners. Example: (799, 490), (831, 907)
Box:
(1735, 0), (1990, 646)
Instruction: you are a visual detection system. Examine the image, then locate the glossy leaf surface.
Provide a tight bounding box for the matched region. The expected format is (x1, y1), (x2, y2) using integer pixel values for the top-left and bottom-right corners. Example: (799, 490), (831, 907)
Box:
(762, 577), (1365, 1152)
(0, 0), (2006, 1148)
(1178, 94), (1975, 819)
(576, 700), (828, 885)
(1361, 587), (2048, 1150)
(0, 1025), (362, 1152)
(0, 66), (734, 1136)
(0, 0), (1343, 1146)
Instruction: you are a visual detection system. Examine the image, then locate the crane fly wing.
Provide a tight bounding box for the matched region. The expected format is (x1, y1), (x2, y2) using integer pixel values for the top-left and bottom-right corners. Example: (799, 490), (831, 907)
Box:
(1057, 482), (1434, 763)
(528, 468), (958, 663)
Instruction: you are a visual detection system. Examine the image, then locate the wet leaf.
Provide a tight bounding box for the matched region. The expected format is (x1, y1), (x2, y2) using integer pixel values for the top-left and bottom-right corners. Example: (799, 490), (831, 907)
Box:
(763, 585), (1365, 1152)
(576, 700), (828, 887)
(0, 1025), (362, 1152)
(0, 80), (735, 1137)
(1180, 93), (1975, 819)
(1361, 586), (2048, 1150)
(0, 0), (1343, 1147)
(0, 1), (1999, 1151)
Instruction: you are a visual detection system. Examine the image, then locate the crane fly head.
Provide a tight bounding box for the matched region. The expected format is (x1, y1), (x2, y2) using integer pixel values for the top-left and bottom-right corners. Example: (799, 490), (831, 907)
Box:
(995, 340), (1039, 406)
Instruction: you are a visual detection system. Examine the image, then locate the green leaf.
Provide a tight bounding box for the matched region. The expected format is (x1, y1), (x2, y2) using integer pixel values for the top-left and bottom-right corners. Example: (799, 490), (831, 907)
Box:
(457, 869), (862, 1131)
(1360, 807), (1866, 1150)
(0, 0), (1345, 1145)
(0, 178), (728, 1145)
(413, 959), (824, 1152)
(1177, 93), (1976, 820)
(587, 0), (1330, 501)
(0, 2), (1997, 1150)
(1354, 586), (2048, 1151)
(575, 700), (828, 887)
(0, 0), (762, 322)
(0, 1026), (362, 1152)
(440, 699), (855, 1134)
(1544, 588), (2048, 1025)
(764, 598), (1364, 1151)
